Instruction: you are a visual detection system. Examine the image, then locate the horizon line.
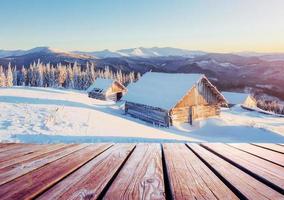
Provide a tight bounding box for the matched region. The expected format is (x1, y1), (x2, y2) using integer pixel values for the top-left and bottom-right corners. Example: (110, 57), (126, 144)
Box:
(1, 46), (284, 54)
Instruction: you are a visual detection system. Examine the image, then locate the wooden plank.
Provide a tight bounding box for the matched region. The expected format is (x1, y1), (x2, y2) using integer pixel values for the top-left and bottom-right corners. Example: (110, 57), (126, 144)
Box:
(252, 143), (284, 154)
(0, 143), (16, 148)
(103, 144), (165, 200)
(163, 143), (238, 199)
(0, 144), (112, 200)
(188, 144), (284, 199)
(0, 143), (67, 169)
(0, 143), (28, 153)
(0, 143), (51, 163)
(38, 144), (134, 200)
(0, 144), (88, 185)
(202, 143), (284, 191)
(229, 143), (284, 167)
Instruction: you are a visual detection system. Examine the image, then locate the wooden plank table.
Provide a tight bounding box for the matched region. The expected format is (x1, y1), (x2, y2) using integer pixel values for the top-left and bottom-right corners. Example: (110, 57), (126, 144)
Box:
(0, 143), (283, 200)
(202, 143), (284, 192)
(252, 143), (284, 154)
(229, 143), (284, 167)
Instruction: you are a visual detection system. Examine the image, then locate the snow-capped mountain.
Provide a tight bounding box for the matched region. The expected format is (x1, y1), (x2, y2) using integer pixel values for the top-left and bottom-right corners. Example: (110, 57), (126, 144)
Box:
(0, 47), (56, 58)
(0, 47), (92, 59)
(72, 49), (121, 58)
(0, 46), (205, 59)
(72, 47), (206, 58)
(117, 47), (206, 57)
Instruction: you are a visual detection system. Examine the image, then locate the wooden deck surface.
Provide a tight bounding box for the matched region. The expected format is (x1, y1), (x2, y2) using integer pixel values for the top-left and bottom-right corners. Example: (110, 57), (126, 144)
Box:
(0, 143), (283, 200)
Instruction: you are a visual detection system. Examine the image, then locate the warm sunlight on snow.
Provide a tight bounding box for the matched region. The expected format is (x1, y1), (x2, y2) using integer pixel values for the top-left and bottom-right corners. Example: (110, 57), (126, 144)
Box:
(1, 87), (284, 143)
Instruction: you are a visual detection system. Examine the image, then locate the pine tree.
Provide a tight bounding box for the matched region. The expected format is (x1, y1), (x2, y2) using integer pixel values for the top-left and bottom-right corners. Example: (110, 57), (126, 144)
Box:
(50, 67), (56, 87)
(65, 65), (74, 89)
(13, 67), (18, 86)
(43, 63), (51, 87)
(18, 66), (27, 86)
(0, 66), (6, 87)
(27, 64), (34, 86)
(73, 62), (81, 89)
(34, 60), (44, 87)
(6, 63), (13, 87)
(137, 72), (141, 81)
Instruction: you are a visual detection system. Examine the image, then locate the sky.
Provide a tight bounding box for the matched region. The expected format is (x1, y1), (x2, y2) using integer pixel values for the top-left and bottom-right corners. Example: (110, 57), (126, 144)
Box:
(0, 0), (284, 52)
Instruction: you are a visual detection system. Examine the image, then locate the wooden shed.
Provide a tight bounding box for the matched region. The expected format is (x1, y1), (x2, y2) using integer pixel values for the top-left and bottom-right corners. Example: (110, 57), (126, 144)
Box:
(87, 78), (127, 101)
(122, 72), (227, 127)
(222, 92), (257, 108)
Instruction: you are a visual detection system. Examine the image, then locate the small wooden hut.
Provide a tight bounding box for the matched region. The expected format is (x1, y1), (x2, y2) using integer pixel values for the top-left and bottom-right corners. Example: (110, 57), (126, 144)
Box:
(123, 72), (227, 127)
(222, 92), (257, 108)
(87, 78), (127, 101)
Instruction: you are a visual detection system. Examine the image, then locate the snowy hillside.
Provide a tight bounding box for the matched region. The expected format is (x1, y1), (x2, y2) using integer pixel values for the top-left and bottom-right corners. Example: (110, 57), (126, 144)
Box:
(0, 87), (284, 143)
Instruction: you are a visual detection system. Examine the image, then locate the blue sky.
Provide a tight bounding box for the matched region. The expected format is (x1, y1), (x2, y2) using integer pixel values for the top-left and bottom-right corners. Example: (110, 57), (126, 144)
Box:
(0, 0), (284, 52)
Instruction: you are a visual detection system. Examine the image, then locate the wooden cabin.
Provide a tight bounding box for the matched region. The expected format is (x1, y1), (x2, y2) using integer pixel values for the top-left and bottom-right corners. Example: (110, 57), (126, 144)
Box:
(122, 72), (227, 127)
(222, 92), (257, 108)
(87, 78), (127, 101)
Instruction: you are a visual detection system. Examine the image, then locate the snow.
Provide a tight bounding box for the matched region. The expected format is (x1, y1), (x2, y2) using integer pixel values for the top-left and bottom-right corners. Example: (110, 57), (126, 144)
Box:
(123, 72), (203, 110)
(222, 92), (251, 105)
(0, 87), (284, 144)
(86, 78), (113, 93)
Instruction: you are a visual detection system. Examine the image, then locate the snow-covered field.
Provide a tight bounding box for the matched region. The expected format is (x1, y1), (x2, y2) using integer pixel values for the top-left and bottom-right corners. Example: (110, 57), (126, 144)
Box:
(1, 87), (284, 143)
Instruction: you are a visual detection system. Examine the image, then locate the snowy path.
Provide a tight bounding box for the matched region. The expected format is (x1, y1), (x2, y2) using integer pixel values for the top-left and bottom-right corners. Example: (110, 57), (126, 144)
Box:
(0, 87), (284, 143)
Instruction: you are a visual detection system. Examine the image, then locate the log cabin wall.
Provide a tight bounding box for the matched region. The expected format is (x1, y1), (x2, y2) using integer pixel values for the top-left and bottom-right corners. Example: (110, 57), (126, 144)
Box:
(125, 102), (170, 127)
(170, 78), (220, 124)
(192, 105), (219, 120)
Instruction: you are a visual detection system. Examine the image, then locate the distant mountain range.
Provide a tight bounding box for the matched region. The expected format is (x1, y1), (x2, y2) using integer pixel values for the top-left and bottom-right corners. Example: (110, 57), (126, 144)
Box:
(0, 46), (284, 101)
(0, 46), (206, 59)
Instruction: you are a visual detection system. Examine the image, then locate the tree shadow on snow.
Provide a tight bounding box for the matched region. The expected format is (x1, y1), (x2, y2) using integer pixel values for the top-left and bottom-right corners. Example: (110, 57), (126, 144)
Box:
(0, 96), (95, 110)
(8, 87), (68, 94)
(2, 96), (284, 143)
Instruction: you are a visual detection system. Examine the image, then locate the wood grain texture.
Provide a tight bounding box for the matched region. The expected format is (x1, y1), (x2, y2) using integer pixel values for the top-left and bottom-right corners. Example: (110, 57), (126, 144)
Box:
(104, 143), (165, 200)
(188, 144), (284, 200)
(0, 144), (111, 200)
(0, 143), (54, 163)
(0, 144), (87, 185)
(229, 143), (284, 167)
(0, 143), (32, 153)
(163, 144), (238, 199)
(0, 143), (67, 169)
(38, 143), (134, 200)
(0, 143), (16, 149)
(252, 143), (284, 154)
(202, 143), (284, 189)
(163, 143), (238, 200)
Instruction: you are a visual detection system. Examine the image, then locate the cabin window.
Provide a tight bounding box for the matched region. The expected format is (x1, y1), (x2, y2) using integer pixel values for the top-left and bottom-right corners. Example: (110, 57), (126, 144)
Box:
(93, 88), (103, 93)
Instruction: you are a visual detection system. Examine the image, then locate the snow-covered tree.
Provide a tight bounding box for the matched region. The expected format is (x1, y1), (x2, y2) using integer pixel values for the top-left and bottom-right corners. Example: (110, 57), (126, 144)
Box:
(49, 67), (56, 87)
(34, 60), (44, 87)
(6, 63), (13, 87)
(65, 65), (74, 89)
(18, 66), (26, 86)
(73, 62), (81, 89)
(0, 66), (6, 87)
(13, 67), (18, 86)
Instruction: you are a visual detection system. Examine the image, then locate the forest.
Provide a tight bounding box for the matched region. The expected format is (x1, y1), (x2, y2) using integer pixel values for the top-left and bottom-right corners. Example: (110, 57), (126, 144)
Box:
(0, 61), (140, 90)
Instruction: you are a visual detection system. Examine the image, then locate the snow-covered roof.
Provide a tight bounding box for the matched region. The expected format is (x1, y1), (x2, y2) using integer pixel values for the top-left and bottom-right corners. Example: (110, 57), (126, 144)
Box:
(222, 92), (251, 105)
(86, 78), (114, 93)
(122, 72), (204, 110)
